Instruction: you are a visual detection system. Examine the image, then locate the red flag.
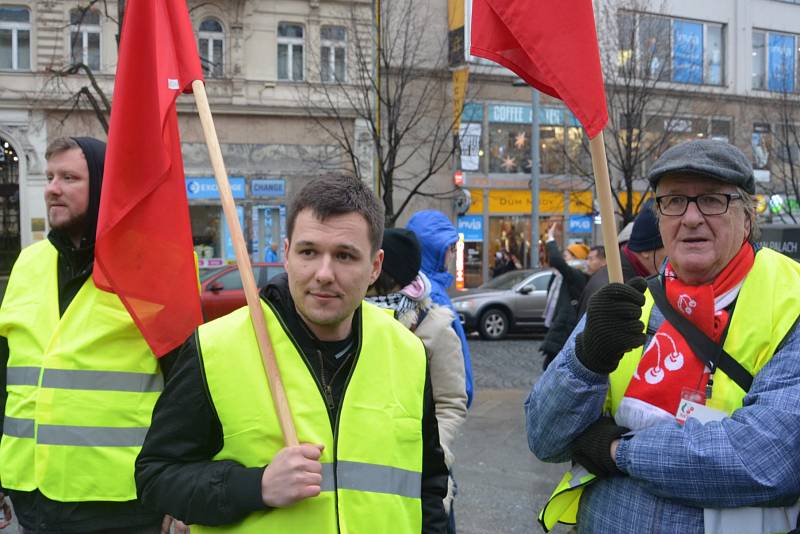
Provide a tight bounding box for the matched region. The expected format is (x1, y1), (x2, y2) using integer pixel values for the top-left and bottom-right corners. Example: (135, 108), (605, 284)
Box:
(94, 0), (204, 356)
(470, 0), (608, 138)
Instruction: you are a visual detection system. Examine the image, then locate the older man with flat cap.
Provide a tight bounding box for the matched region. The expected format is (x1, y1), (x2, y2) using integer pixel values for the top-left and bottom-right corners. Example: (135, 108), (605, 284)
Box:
(527, 139), (800, 533)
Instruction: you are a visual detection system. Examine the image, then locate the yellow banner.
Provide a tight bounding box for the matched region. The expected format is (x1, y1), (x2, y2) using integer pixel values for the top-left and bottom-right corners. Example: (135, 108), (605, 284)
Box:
(448, 0), (464, 30)
(452, 68), (469, 135)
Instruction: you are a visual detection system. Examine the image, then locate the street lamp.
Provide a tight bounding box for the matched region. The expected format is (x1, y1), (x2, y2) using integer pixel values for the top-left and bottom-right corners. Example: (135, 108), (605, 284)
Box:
(513, 78), (540, 268)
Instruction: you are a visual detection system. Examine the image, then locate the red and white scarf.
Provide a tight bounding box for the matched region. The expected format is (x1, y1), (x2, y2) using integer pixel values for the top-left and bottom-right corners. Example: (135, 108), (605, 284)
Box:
(615, 243), (755, 431)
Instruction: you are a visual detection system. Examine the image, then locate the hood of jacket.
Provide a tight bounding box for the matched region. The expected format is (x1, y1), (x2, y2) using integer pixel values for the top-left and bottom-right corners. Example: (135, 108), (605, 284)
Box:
(406, 210), (459, 290)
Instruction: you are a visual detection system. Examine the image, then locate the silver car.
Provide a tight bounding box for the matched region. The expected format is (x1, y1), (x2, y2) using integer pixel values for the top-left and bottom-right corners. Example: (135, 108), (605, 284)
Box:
(452, 269), (554, 340)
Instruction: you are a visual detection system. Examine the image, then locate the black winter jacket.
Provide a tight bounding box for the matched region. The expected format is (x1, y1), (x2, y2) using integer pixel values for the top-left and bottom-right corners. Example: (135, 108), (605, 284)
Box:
(540, 241), (588, 367)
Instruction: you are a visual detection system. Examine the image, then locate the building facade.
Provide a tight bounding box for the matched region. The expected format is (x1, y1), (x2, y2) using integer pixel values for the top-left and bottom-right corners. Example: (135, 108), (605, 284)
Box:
(454, 0), (800, 286)
(2, 0), (800, 286)
(0, 0), (410, 274)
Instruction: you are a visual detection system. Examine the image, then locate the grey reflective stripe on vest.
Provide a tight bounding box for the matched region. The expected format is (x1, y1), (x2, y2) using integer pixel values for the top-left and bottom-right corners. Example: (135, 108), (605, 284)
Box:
(37, 425), (149, 447)
(337, 460), (421, 499)
(6, 367), (40, 386)
(41, 369), (163, 393)
(3, 416), (35, 438)
(567, 465), (591, 489)
(320, 463), (335, 492)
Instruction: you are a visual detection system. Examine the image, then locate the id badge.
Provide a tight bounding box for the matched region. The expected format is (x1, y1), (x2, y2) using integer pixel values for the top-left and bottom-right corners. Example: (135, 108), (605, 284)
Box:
(675, 388), (727, 425)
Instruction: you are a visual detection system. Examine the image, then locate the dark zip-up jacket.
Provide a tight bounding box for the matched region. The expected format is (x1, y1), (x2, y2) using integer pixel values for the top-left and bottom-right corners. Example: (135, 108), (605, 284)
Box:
(135, 274), (449, 532)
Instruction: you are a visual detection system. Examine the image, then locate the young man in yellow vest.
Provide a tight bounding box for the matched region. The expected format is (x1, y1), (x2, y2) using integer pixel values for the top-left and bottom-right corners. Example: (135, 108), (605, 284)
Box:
(0, 137), (184, 533)
(135, 175), (449, 532)
(528, 140), (800, 533)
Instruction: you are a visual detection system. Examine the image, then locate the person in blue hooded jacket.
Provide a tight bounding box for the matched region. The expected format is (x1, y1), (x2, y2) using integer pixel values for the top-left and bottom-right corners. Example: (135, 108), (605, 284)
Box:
(407, 210), (474, 407)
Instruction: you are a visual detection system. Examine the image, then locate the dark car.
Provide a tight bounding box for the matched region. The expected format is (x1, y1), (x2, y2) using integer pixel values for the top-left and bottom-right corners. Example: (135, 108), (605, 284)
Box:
(200, 262), (285, 322)
(452, 269), (553, 340)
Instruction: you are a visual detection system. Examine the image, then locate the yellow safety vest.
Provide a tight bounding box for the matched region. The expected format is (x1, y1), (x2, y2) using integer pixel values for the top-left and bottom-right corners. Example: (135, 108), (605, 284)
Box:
(0, 240), (161, 502)
(194, 299), (428, 533)
(539, 248), (800, 532)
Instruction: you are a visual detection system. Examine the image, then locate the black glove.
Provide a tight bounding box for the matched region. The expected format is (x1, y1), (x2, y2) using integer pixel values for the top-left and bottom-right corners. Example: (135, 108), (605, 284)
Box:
(576, 277), (647, 374)
(571, 417), (630, 478)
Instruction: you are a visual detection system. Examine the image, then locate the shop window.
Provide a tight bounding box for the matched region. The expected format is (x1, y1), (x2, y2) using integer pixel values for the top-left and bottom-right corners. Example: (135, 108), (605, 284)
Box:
(0, 6), (30, 70)
(752, 123), (772, 172)
(643, 115), (709, 167)
(488, 216), (533, 271)
(776, 123), (800, 164)
(752, 31), (766, 89)
(489, 124), (572, 175)
(618, 11), (725, 86)
(489, 124), (530, 174)
(539, 126), (565, 174)
(198, 18), (224, 78)
(638, 14), (671, 81)
(705, 24), (724, 85)
(710, 118), (732, 143)
(752, 29), (797, 93)
(320, 25), (346, 82)
(191, 206), (222, 259)
(278, 22), (304, 81)
(565, 125), (588, 174)
(70, 8), (100, 71)
(616, 11), (636, 75)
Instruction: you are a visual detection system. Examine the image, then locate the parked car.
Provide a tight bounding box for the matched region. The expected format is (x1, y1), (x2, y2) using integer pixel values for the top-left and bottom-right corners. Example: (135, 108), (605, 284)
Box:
(200, 262), (285, 322)
(452, 269), (553, 340)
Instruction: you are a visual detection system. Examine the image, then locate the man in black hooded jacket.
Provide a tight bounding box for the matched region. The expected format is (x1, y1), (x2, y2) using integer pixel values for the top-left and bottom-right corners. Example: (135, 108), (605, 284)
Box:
(0, 137), (179, 533)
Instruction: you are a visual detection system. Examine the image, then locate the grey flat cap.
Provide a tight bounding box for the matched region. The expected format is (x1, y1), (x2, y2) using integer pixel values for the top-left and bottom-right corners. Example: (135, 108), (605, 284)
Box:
(647, 139), (755, 194)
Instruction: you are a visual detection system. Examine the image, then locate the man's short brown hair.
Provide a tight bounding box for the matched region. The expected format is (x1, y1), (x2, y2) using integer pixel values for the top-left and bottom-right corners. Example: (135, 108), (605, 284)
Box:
(45, 137), (80, 160)
(287, 175), (385, 253)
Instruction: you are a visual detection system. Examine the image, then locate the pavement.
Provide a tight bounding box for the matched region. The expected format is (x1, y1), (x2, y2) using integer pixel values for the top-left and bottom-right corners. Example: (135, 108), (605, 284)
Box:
(453, 336), (570, 534)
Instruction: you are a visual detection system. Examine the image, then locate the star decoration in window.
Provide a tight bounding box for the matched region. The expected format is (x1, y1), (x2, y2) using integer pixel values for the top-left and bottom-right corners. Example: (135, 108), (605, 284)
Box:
(500, 155), (517, 172)
(514, 131), (527, 149)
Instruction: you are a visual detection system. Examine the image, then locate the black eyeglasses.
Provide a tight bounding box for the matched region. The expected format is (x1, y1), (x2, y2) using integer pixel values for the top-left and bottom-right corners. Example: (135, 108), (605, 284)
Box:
(655, 193), (743, 216)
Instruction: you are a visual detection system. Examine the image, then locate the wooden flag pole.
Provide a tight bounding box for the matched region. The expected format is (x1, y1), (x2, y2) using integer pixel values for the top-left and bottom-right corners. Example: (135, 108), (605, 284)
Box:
(589, 132), (624, 284)
(192, 80), (299, 447)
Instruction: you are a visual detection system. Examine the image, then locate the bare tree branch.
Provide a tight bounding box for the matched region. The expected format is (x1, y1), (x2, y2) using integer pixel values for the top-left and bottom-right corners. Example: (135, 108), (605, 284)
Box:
(297, 0), (465, 227)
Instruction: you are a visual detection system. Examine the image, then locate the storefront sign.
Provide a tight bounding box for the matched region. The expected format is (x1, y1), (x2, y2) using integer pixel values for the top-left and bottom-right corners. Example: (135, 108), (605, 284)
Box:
(186, 176), (246, 200)
(252, 179), (285, 197)
(488, 104), (566, 126)
(569, 215), (593, 233)
(457, 215), (483, 242)
(487, 190), (566, 214)
(757, 225), (800, 261)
